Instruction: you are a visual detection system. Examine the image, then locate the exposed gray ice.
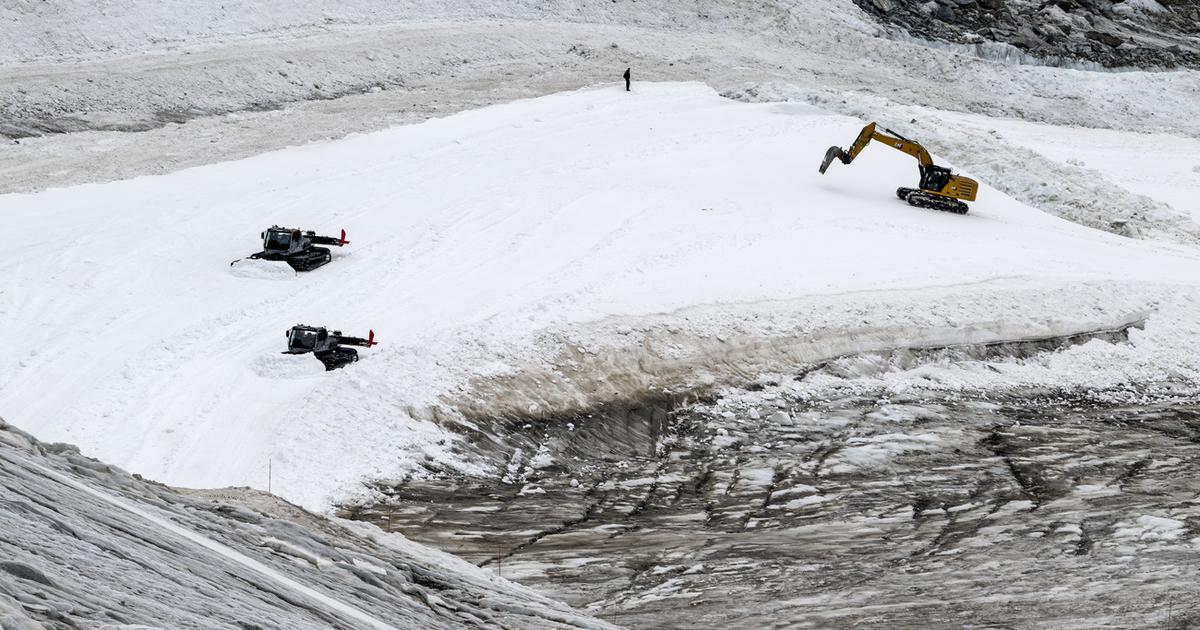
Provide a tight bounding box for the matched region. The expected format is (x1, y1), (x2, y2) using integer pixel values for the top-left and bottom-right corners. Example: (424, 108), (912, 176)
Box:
(0, 419), (612, 629)
(345, 337), (1200, 628)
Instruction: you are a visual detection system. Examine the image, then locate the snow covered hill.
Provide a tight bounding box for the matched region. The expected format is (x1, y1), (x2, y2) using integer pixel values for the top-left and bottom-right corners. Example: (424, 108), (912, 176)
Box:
(5, 0), (1200, 222)
(0, 417), (611, 629)
(4, 82), (1200, 510)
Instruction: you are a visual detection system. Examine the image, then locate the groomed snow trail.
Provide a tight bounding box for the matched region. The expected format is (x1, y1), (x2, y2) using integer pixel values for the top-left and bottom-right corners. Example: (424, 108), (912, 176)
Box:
(3, 82), (1200, 509)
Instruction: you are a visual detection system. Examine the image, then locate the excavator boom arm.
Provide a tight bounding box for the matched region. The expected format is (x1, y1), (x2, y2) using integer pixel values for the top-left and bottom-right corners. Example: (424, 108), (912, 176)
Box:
(841, 123), (933, 166)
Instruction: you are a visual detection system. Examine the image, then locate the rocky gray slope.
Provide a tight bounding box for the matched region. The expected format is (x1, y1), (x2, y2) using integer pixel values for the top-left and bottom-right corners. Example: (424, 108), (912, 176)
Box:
(855, 0), (1200, 68)
(0, 418), (611, 630)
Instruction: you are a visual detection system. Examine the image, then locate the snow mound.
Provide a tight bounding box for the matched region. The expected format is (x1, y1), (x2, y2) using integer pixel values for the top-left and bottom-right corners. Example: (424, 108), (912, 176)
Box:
(229, 257), (298, 280)
(251, 352), (326, 379)
(1112, 515), (1187, 545)
(4, 82), (1200, 510)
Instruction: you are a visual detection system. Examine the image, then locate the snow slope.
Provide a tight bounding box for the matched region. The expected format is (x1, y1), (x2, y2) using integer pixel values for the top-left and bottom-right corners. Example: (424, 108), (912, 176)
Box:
(3, 82), (1200, 510)
(0, 418), (611, 629)
(952, 114), (1200, 223)
(725, 83), (1200, 244)
(5, 0), (1200, 206)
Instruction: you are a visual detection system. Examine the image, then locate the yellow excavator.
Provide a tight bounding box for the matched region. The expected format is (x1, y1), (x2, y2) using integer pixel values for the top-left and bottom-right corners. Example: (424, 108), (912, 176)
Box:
(818, 123), (978, 214)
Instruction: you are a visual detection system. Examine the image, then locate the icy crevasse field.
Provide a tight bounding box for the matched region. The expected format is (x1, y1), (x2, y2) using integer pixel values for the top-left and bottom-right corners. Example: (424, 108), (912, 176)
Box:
(352, 387), (1200, 628)
(3, 83), (1200, 510)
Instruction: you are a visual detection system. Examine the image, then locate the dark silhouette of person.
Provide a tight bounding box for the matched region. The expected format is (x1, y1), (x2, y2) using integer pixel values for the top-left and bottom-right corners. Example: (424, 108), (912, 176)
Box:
(623, 67), (631, 92)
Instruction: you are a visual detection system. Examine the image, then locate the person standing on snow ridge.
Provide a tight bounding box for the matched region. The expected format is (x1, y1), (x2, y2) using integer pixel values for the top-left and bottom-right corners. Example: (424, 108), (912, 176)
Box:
(623, 67), (631, 92)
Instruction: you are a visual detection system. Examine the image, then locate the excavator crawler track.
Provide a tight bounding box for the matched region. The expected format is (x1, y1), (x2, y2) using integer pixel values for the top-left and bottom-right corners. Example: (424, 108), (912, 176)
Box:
(898, 188), (969, 215)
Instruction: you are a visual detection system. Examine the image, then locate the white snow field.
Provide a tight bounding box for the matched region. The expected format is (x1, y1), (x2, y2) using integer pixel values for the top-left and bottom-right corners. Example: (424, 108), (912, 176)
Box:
(4, 82), (1200, 510)
(956, 114), (1200, 223)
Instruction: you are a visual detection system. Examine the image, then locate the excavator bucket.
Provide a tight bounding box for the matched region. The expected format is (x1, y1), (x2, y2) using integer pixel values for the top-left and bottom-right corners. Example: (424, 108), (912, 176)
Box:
(820, 123), (880, 174)
(819, 146), (845, 174)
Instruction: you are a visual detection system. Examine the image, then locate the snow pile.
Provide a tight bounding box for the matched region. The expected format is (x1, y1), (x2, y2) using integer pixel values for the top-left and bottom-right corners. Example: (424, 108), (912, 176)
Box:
(821, 432), (945, 474)
(880, 29), (1110, 72)
(4, 83), (1200, 510)
(229, 257), (300, 280)
(1112, 515), (1189, 546)
(1115, 0), (1169, 15)
(695, 288), (1200, 405)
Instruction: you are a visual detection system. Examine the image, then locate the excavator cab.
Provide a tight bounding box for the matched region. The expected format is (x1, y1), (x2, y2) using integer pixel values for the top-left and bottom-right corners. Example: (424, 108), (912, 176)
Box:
(919, 165), (952, 194)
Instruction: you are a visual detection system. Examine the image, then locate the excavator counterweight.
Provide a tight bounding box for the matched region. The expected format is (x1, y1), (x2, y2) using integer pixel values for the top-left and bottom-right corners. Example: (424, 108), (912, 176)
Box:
(818, 122), (978, 214)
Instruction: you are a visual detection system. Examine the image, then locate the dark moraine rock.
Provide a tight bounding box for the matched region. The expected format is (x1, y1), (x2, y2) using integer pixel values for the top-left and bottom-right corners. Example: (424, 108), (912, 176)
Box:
(850, 0), (1200, 69)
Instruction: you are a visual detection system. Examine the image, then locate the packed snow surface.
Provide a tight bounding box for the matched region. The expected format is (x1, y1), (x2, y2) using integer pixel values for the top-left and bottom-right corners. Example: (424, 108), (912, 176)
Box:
(5, 0), (1200, 202)
(957, 115), (1200, 223)
(3, 83), (1200, 510)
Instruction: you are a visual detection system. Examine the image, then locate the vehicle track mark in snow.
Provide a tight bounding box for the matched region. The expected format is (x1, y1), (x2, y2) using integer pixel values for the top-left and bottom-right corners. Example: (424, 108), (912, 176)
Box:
(17, 452), (402, 630)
